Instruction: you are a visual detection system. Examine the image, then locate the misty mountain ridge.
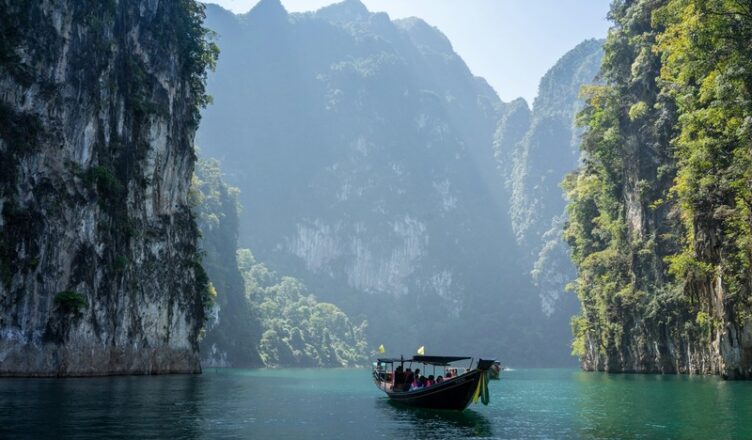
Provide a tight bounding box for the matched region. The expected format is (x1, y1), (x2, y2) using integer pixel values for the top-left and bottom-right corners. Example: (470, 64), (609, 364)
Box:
(197, 0), (602, 366)
(495, 39), (603, 316)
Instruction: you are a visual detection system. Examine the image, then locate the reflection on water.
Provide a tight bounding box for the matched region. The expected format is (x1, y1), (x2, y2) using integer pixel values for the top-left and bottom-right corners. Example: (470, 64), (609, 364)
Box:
(377, 399), (494, 439)
(1, 368), (751, 439)
(0, 375), (206, 440)
(571, 370), (752, 439)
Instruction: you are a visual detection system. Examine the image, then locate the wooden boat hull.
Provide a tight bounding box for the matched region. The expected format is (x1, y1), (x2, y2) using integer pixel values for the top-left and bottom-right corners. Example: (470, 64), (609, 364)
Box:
(379, 369), (483, 411)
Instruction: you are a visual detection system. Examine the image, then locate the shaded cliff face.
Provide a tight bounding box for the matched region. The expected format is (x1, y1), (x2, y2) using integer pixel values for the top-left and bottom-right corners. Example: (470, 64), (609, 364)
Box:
(0, 1), (214, 375)
(198, 0), (568, 364)
(566, 0), (752, 379)
(495, 40), (603, 319)
(194, 158), (263, 367)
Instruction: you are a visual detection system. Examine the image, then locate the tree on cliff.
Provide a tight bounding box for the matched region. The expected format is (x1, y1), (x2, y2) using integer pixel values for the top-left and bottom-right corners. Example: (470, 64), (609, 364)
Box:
(566, 0), (752, 378)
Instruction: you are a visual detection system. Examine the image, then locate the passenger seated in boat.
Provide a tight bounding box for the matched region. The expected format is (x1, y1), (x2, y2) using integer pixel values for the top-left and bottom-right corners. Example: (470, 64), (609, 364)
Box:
(427, 375), (435, 387)
(410, 373), (425, 391)
(410, 369), (421, 389)
(393, 366), (405, 391)
(436, 375), (444, 383)
(404, 368), (414, 390)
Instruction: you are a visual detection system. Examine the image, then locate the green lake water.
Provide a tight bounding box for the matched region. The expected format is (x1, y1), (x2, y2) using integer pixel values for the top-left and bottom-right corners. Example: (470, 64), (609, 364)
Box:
(1, 368), (751, 439)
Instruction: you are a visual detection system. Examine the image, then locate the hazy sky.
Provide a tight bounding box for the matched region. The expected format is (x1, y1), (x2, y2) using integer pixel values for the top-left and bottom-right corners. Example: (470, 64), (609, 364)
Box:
(209, 0), (611, 104)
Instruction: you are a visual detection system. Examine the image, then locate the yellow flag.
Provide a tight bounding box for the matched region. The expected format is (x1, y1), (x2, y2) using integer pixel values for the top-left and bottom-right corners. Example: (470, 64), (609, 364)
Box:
(378, 344), (385, 354)
(417, 345), (425, 355)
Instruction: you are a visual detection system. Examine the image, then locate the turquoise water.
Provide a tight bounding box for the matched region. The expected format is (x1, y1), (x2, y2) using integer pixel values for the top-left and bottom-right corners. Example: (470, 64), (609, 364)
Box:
(1, 368), (751, 439)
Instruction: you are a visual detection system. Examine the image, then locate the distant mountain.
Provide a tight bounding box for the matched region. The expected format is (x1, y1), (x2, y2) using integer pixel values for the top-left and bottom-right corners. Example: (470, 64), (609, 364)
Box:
(197, 0), (596, 365)
(495, 39), (603, 318)
(194, 157), (366, 367)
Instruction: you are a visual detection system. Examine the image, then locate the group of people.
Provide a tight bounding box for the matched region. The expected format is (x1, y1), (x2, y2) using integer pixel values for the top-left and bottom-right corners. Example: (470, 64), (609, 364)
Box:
(389, 366), (458, 392)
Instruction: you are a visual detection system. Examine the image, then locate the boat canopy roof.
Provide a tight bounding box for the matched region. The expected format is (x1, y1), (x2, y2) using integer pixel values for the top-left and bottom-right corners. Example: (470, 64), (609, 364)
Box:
(411, 355), (471, 366)
(376, 358), (403, 364)
(377, 355), (472, 365)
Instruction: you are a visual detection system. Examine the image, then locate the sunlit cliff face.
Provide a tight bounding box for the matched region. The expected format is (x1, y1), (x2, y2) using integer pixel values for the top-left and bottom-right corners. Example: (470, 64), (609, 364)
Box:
(0, 1), (209, 375)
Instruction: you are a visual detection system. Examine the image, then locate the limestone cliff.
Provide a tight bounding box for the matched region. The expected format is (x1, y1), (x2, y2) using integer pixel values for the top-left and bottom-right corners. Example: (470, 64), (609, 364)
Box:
(566, 0), (752, 379)
(495, 39), (603, 317)
(0, 0), (215, 375)
(194, 158), (262, 368)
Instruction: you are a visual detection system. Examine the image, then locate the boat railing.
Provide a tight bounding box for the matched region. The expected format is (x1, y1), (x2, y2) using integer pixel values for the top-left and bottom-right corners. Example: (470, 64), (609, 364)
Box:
(373, 356), (496, 394)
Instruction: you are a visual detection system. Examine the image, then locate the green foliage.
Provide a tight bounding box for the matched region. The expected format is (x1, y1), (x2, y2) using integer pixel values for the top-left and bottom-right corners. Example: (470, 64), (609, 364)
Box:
(84, 166), (124, 202)
(570, 315), (589, 357)
(628, 101), (649, 121)
(666, 252), (712, 281)
(123, 56), (161, 118)
(154, 1), (219, 127)
(193, 157), (366, 367)
(655, 0), (752, 311)
(193, 157), (262, 366)
(102, 1), (218, 125)
(192, 158), (237, 231)
(0, 102), (42, 155)
(237, 248), (369, 367)
(193, 261), (214, 310)
(565, 0), (687, 366)
(0, 1), (37, 87)
(0, 201), (39, 290)
(567, 0), (752, 370)
(54, 290), (88, 312)
(114, 256), (128, 273)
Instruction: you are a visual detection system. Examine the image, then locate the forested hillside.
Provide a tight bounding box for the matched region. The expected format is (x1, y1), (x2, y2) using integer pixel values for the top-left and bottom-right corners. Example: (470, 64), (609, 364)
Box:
(237, 248), (368, 367)
(194, 158), (367, 367)
(566, 0), (752, 378)
(193, 158), (262, 367)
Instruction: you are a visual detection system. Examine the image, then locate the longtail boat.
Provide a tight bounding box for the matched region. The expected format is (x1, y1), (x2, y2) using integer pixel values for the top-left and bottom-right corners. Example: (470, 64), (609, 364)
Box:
(372, 355), (493, 411)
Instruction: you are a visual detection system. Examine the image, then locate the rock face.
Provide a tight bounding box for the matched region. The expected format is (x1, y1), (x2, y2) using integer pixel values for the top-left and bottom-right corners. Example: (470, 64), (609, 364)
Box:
(194, 158), (263, 367)
(0, 1), (212, 375)
(495, 39), (603, 319)
(564, 0), (702, 375)
(198, 0), (574, 364)
(565, 0), (752, 379)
